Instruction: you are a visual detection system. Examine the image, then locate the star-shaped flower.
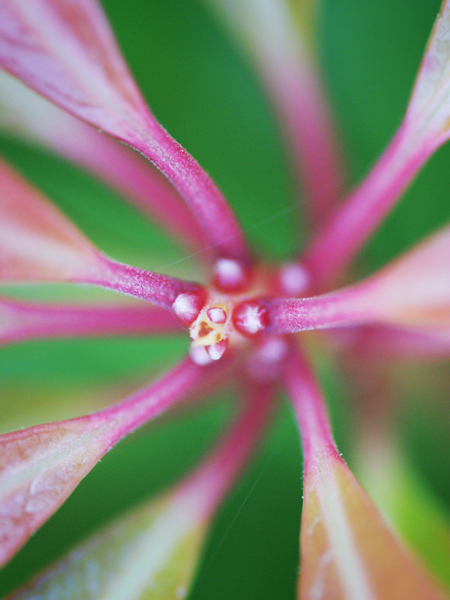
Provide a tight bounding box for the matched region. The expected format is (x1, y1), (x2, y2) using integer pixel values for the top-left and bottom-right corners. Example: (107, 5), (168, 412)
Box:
(1, 0), (450, 598)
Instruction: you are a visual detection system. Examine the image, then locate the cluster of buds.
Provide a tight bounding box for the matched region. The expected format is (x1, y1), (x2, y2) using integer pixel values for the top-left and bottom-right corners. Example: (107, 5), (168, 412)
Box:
(173, 258), (270, 363)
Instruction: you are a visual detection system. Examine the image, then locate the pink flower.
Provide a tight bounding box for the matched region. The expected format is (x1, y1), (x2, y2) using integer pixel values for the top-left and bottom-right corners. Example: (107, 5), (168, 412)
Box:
(0, 0), (450, 598)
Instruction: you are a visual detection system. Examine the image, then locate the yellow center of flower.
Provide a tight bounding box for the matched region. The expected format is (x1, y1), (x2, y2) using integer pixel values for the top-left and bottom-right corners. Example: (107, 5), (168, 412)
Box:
(190, 303), (229, 347)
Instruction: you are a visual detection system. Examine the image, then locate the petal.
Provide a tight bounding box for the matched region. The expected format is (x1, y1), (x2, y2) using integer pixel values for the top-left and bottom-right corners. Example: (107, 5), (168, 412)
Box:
(0, 158), (205, 310)
(0, 418), (117, 570)
(355, 429), (450, 589)
(271, 224), (450, 333)
(91, 260), (206, 312)
(0, 0), (145, 130)
(340, 324), (450, 360)
(0, 0), (249, 261)
(0, 70), (206, 251)
(0, 158), (100, 282)
(0, 295), (181, 346)
(4, 379), (273, 594)
(0, 356), (206, 567)
(303, 118), (433, 287)
(356, 223), (450, 327)
(6, 489), (209, 600)
(304, 1), (450, 285)
(299, 455), (448, 600)
(406, 0), (450, 147)
(283, 349), (448, 600)
(203, 0), (344, 227)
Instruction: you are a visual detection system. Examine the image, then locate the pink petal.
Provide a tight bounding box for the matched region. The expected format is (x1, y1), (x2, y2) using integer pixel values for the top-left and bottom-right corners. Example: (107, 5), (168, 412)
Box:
(304, 1), (450, 285)
(204, 0), (344, 228)
(0, 0), (249, 261)
(361, 224), (450, 327)
(354, 425), (450, 589)
(6, 487), (210, 600)
(0, 158), (102, 282)
(338, 324), (450, 361)
(0, 71), (206, 251)
(0, 356), (208, 567)
(304, 120), (434, 287)
(5, 382), (273, 599)
(0, 295), (181, 346)
(283, 349), (448, 600)
(299, 457), (448, 600)
(182, 380), (275, 518)
(406, 0), (450, 149)
(90, 258), (206, 311)
(0, 158), (205, 310)
(271, 224), (450, 333)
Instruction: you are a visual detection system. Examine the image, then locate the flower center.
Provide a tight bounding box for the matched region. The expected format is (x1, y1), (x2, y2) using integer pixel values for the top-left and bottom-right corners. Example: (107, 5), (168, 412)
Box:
(190, 301), (231, 362)
(188, 296), (270, 363)
(172, 259), (277, 365)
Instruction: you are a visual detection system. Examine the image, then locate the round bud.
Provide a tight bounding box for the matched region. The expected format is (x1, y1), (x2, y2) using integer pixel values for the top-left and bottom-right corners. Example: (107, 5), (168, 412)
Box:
(172, 289), (206, 327)
(207, 306), (227, 324)
(189, 345), (213, 365)
(206, 338), (229, 361)
(232, 298), (269, 337)
(212, 258), (250, 292)
(246, 336), (289, 381)
(278, 262), (310, 296)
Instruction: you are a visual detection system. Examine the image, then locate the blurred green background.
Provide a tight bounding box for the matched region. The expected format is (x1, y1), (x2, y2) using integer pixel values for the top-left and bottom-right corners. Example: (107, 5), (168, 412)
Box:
(1, 0), (450, 597)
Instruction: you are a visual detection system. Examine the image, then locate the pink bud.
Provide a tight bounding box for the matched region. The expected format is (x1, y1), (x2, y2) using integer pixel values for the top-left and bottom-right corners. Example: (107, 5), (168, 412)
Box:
(212, 258), (250, 292)
(207, 306), (227, 324)
(173, 290), (206, 327)
(206, 338), (229, 361)
(233, 299), (269, 336)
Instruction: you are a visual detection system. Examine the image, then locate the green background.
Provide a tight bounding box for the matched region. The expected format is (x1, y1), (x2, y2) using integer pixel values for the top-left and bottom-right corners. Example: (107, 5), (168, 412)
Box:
(1, 0), (450, 597)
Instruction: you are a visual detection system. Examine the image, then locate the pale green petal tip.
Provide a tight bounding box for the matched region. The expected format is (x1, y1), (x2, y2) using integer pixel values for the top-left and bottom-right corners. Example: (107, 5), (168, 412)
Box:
(8, 493), (207, 600)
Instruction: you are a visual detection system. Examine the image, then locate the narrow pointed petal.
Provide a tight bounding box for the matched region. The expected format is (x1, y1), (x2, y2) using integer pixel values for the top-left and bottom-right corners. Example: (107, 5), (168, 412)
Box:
(182, 380), (274, 518)
(355, 428), (450, 588)
(90, 257), (206, 311)
(271, 224), (450, 333)
(0, 356), (210, 567)
(305, 1), (450, 284)
(0, 71), (206, 251)
(0, 0), (249, 261)
(0, 158), (205, 310)
(0, 158), (101, 282)
(363, 222), (450, 327)
(0, 295), (181, 346)
(6, 490), (209, 600)
(283, 349), (448, 600)
(303, 121), (432, 286)
(406, 0), (450, 149)
(342, 324), (450, 360)
(4, 381), (273, 597)
(204, 0), (344, 227)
